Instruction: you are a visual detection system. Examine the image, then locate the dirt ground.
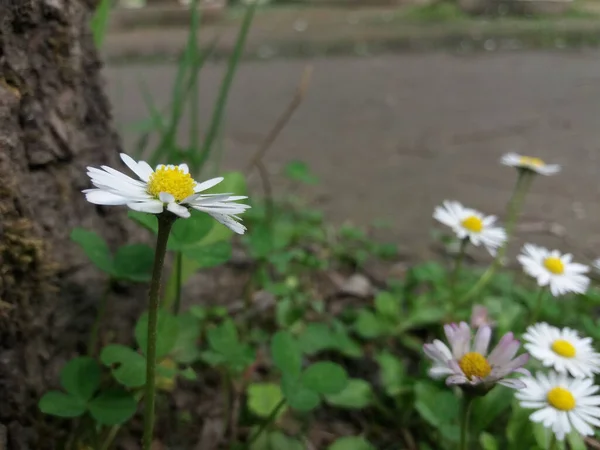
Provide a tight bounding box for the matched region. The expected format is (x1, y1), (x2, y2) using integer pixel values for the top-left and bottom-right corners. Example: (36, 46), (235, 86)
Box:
(104, 51), (600, 262)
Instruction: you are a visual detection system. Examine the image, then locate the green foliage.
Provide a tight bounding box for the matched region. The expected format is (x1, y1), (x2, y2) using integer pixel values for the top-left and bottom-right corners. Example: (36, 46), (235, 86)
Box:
(39, 358), (136, 426)
(91, 0), (111, 48)
(325, 379), (373, 409)
(71, 228), (154, 282)
(283, 161), (319, 185)
(100, 344), (146, 388)
(202, 319), (255, 374)
(247, 383), (286, 419)
(135, 309), (180, 359)
(328, 436), (376, 450)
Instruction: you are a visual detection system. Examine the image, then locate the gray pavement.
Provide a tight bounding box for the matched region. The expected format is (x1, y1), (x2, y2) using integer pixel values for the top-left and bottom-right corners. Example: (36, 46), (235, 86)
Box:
(104, 52), (600, 260)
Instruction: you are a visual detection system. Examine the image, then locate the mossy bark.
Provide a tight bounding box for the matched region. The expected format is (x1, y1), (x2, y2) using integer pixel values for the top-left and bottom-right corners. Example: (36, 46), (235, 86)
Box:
(0, 1), (130, 448)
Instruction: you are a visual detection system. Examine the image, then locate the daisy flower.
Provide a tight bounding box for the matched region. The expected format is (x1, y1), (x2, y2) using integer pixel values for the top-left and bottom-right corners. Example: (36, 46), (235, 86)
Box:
(423, 322), (529, 392)
(523, 323), (600, 379)
(501, 152), (561, 176)
(516, 371), (600, 441)
(83, 153), (250, 234)
(518, 244), (590, 297)
(433, 201), (507, 256)
(470, 304), (495, 329)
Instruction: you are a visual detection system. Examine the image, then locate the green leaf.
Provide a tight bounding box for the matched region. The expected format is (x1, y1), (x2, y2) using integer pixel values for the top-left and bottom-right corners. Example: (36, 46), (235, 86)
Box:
(169, 212), (215, 250)
(113, 244), (154, 282)
(60, 357), (101, 401)
(399, 307), (447, 332)
(354, 310), (388, 339)
(128, 210), (158, 234)
(302, 362), (348, 395)
(328, 436), (376, 450)
(566, 431), (586, 450)
(70, 228), (114, 274)
(247, 383), (286, 419)
(297, 323), (335, 355)
(179, 367), (197, 381)
(205, 320), (255, 373)
(135, 309), (179, 359)
(39, 391), (86, 418)
(271, 331), (302, 376)
(181, 241), (232, 268)
(91, 0), (111, 48)
(471, 385), (514, 432)
(88, 389), (137, 425)
(325, 378), (373, 409)
(100, 344), (146, 388)
(280, 373), (320, 412)
(374, 292), (401, 320)
(507, 401), (538, 450)
(268, 432), (304, 450)
(479, 433), (499, 450)
(414, 381), (459, 441)
(246, 223), (274, 259)
(375, 351), (406, 397)
(170, 313), (201, 364)
(283, 161), (319, 185)
(207, 319), (239, 353)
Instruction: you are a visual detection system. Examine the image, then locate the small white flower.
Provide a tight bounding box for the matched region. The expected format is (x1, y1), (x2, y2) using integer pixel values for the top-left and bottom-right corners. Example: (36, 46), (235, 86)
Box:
(501, 152), (561, 176)
(83, 153), (250, 234)
(516, 371), (600, 441)
(518, 244), (590, 297)
(523, 323), (600, 379)
(433, 201), (507, 256)
(423, 322), (529, 391)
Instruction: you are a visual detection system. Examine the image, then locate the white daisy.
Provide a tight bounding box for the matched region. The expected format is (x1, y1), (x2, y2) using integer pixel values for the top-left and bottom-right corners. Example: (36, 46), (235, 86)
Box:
(501, 152), (561, 176)
(518, 244), (590, 297)
(83, 153), (250, 234)
(433, 201), (507, 256)
(516, 371), (600, 441)
(423, 322), (530, 392)
(523, 323), (600, 378)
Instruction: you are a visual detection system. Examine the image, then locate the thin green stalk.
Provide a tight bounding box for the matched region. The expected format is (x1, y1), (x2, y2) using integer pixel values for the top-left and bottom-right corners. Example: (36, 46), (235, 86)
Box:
(195, 2), (258, 173)
(459, 171), (534, 305)
(548, 434), (557, 450)
(450, 238), (469, 304)
(88, 281), (112, 356)
(173, 251), (183, 315)
(530, 287), (546, 324)
(245, 399), (286, 448)
(459, 395), (475, 450)
(142, 214), (176, 450)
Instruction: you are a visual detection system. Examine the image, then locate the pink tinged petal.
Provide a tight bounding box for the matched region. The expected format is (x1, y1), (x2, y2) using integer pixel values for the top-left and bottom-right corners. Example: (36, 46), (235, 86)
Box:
(446, 375), (468, 385)
(194, 177), (224, 193)
(474, 326), (492, 355)
(84, 189), (130, 205)
(488, 333), (519, 365)
(127, 200), (163, 214)
(167, 202), (191, 218)
(120, 153), (153, 182)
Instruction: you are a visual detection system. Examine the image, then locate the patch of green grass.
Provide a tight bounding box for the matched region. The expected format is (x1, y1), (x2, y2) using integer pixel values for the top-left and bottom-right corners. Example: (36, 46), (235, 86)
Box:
(397, 2), (470, 22)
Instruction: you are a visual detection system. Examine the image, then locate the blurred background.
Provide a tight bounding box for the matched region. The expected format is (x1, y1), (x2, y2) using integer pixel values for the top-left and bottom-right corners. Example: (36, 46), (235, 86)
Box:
(103, 0), (600, 260)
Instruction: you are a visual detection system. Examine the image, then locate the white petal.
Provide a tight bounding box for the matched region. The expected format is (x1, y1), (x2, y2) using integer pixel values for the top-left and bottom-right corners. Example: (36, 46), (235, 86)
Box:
(194, 177), (224, 193)
(120, 153), (154, 182)
(127, 200), (163, 214)
(84, 189), (130, 205)
(167, 202), (191, 218)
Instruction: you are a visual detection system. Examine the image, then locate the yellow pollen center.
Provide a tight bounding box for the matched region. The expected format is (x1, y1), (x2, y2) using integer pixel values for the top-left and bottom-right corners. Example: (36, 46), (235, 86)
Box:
(458, 352), (492, 380)
(543, 257), (565, 275)
(461, 216), (483, 233)
(519, 156), (545, 168)
(147, 166), (196, 202)
(551, 339), (576, 358)
(547, 387), (576, 411)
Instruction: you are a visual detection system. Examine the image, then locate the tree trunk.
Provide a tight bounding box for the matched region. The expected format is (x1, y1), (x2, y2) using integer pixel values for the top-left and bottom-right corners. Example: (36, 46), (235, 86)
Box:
(0, 1), (131, 448)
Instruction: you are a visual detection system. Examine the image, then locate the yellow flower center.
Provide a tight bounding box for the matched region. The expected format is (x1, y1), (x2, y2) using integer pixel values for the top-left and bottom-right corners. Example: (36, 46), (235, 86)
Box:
(547, 387), (576, 411)
(147, 166), (196, 202)
(458, 352), (492, 380)
(543, 257), (565, 275)
(461, 216), (483, 233)
(551, 339), (576, 358)
(519, 156), (545, 168)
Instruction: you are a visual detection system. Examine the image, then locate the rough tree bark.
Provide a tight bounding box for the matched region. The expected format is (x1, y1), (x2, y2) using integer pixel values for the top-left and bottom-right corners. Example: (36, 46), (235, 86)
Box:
(0, 1), (131, 448)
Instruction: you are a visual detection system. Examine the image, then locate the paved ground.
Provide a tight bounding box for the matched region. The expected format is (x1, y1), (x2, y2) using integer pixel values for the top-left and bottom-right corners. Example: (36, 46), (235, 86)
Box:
(104, 52), (600, 261)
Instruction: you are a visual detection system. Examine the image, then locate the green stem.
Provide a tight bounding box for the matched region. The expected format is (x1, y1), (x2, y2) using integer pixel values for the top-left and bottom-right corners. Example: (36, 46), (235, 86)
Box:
(530, 287), (546, 324)
(450, 238), (469, 304)
(548, 433), (557, 450)
(88, 281), (112, 356)
(142, 214), (175, 450)
(459, 396), (475, 450)
(459, 171), (533, 305)
(173, 251), (183, 315)
(196, 2), (257, 173)
(245, 399), (286, 448)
